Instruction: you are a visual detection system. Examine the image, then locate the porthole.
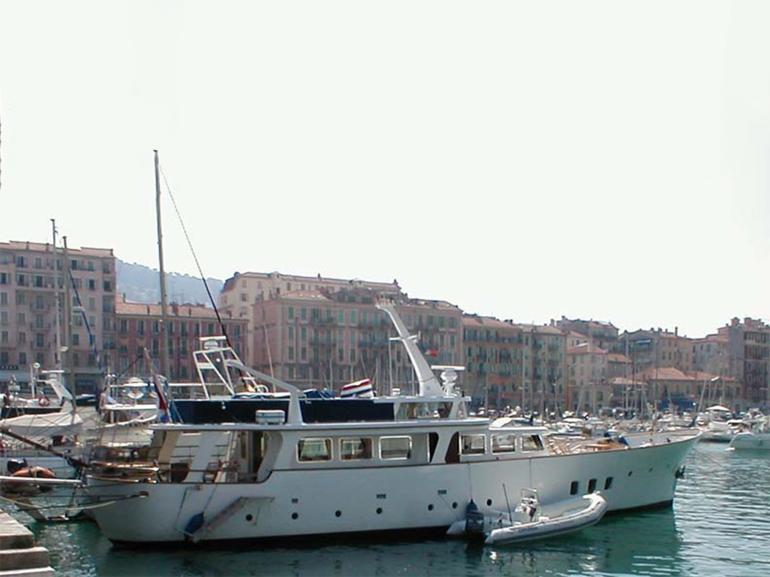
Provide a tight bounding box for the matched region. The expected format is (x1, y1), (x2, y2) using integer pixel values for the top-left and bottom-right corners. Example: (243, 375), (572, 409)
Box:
(486, 499), (492, 507)
(291, 513), (298, 520)
(452, 502), (458, 509)
(335, 510), (342, 517)
(376, 507), (383, 515)
(245, 514), (254, 522)
(570, 481), (579, 495)
(604, 477), (614, 490)
(428, 504), (434, 511)
(588, 478), (597, 493)
(628, 470), (633, 477)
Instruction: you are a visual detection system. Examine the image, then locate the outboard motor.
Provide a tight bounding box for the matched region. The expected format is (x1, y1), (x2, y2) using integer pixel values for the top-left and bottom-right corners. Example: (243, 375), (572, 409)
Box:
(464, 500), (485, 536)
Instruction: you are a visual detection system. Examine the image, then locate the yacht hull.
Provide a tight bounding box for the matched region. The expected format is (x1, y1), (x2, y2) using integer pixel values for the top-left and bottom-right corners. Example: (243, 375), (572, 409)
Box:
(87, 432), (698, 544)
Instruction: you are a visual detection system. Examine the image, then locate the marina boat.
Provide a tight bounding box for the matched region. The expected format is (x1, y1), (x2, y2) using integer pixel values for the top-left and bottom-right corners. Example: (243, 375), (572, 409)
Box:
(0, 368), (83, 479)
(449, 489), (609, 546)
(698, 406), (738, 442)
(729, 431), (770, 450)
(84, 302), (700, 545)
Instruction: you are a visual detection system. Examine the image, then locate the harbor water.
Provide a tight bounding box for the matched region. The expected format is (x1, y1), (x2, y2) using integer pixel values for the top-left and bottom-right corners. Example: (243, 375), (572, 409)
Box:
(17, 442), (770, 576)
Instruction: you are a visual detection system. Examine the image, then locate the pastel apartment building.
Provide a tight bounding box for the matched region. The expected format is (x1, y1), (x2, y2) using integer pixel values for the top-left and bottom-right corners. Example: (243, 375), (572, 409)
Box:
(249, 287), (463, 392)
(0, 240), (116, 392)
(115, 298), (248, 381)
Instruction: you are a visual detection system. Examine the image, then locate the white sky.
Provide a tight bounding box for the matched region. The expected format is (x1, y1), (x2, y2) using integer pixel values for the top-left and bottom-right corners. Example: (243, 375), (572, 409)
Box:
(1, 1), (769, 338)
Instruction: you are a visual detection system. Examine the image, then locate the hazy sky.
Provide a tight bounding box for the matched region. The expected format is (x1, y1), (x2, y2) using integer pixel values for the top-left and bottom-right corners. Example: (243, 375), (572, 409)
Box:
(1, 1), (769, 337)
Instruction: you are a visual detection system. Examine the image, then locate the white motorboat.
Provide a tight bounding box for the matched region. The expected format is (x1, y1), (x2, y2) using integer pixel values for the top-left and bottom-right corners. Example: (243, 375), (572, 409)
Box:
(730, 431), (770, 450)
(484, 490), (607, 545)
(84, 302), (700, 545)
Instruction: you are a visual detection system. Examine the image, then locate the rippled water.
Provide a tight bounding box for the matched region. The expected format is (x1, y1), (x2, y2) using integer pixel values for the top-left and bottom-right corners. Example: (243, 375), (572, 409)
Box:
(19, 443), (770, 576)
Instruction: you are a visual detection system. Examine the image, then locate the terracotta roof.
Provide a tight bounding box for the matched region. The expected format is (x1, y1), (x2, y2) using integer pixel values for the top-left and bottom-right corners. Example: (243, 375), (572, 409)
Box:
(116, 300), (233, 319)
(607, 353), (631, 364)
(1, 240), (114, 257)
(687, 371), (735, 383)
(462, 315), (512, 329)
(636, 367), (693, 381)
(567, 342), (607, 355)
(279, 290), (330, 302)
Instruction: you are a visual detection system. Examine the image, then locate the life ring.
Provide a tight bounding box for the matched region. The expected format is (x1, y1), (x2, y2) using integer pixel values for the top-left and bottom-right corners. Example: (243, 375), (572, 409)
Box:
(38, 396), (51, 407)
(12, 466), (56, 479)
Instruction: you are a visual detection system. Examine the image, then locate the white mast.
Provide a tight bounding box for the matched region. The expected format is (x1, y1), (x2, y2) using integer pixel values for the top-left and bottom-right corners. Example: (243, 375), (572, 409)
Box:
(376, 302), (444, 397)
(50, 219), (62, 371)
(155, 150), (172, 380)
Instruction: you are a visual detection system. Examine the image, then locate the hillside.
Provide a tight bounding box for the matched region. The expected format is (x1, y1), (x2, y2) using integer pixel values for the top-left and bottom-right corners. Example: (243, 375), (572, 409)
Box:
(116, 260), (224, 306)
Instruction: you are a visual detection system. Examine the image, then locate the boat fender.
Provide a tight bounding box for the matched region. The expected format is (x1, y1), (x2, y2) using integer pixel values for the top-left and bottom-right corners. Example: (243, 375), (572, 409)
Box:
(675, 465), (686, 479)
(184, 512), (205, 537)
(464, 500), (485, 535)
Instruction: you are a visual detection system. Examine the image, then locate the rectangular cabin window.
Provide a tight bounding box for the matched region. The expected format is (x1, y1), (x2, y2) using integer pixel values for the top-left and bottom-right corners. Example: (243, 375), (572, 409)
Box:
(588, 478), (597, 493)
(380, 436), (412, 460)
(340, 438), (373, 461)
(461, 434), (486, 455)
(297, 438), (332, 462)
(491, 433), (516, 453)
(604, 477), (613, 490)
(521, 435), (544, 452)
(570, 481), (579, 495)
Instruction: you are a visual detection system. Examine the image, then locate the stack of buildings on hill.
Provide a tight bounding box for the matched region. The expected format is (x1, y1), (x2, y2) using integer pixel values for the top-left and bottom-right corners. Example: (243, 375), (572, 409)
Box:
(1, 239), (768, 411)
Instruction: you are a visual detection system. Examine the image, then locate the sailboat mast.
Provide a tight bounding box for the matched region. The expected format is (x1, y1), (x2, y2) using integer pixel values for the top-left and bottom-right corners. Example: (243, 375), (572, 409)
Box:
(155, 150), (172, 380)
(50, 219), (62, 370)
(63, 235), (76, 414)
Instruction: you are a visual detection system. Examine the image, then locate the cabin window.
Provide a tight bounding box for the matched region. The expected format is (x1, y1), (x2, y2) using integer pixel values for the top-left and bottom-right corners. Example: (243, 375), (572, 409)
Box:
(588, 478), (597, 493)
(297, 438), (332, 462)
(461, 434), (486, 455)
(570, 481), (579, 495)
(521, 435), (544, 452)
(380, 436), (412, 460)
(604, 477), (613, 490)
(340, 438), (373, 461)
(491, 433), (516, 453)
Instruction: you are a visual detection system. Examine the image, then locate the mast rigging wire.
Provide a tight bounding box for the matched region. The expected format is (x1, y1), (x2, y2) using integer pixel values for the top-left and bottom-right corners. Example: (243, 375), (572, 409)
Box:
(157, 163), (232, 349)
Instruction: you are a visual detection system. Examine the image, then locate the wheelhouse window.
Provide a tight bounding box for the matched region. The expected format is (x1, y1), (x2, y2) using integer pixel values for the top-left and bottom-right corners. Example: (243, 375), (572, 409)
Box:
(297, 438), (332, 462)
(521, 435), (544, 452)
(491, 433), (516, 453)
(380, 436), (412, 460)
(340, 438), (373, 461)
(461, 434), (486, 455)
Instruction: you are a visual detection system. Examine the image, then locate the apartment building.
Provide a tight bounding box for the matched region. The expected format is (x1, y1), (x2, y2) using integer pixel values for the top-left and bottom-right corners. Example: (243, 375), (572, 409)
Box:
(0, 240), (116, 392)
(463, 315), (524, 408)
(219, 271), (402, 366)
(555, 317), (619, 352)
(566, 342), (609, 411)
(250, 288), (462, 392)
(115, 298), (248, 381)
(620, 328), (695, 375)
(717, 317), (770, 404)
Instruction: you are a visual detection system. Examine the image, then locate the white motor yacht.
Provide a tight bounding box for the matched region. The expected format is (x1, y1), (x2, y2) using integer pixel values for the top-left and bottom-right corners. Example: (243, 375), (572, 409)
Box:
(84, 302), (700, 545)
